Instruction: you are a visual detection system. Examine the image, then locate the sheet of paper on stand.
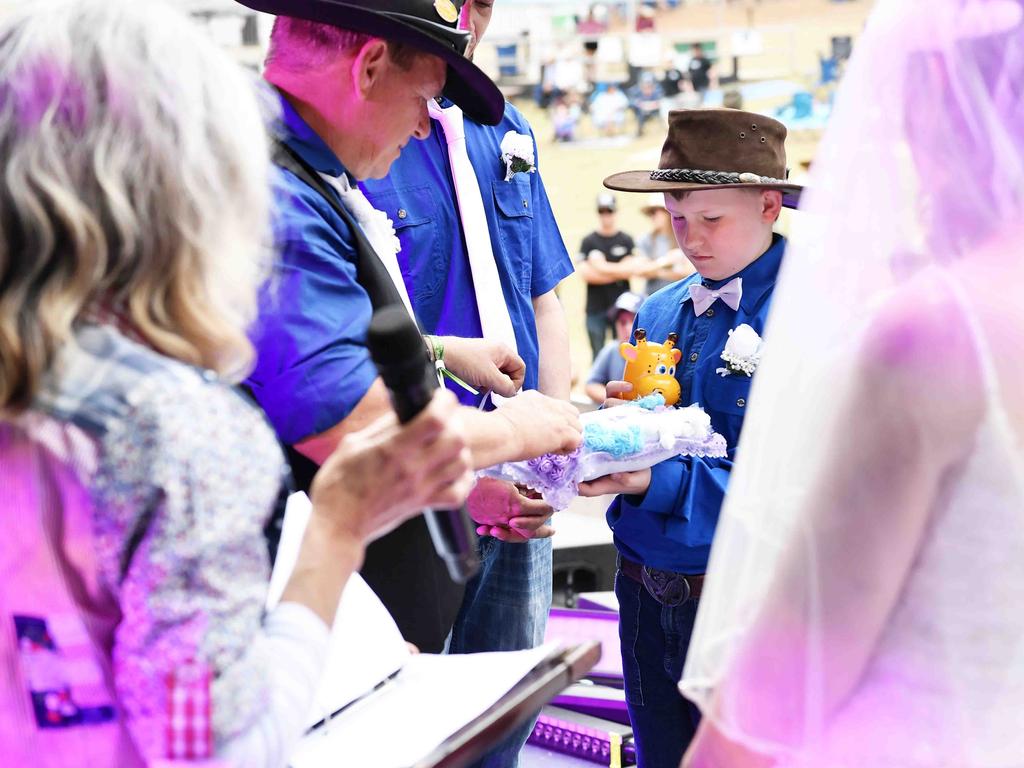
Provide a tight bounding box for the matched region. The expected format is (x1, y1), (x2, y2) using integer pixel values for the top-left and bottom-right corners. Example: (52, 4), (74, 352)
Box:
(551, 681), (629, 727)
(267, 493), (411, 728)
(574, 592), (618, 612)
(544, 608), (622, 681)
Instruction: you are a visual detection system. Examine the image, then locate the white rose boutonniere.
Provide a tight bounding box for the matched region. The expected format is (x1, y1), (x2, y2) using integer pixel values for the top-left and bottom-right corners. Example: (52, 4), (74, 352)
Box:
(332, 177), (402, 264)
(717, 323), (763, 377)
(500, 130), (536, 182)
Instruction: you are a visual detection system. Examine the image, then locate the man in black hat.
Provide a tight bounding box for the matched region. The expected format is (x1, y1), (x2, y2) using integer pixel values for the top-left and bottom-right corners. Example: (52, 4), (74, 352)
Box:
(239, 0), (581, 658)
(360, 1), (575, 763)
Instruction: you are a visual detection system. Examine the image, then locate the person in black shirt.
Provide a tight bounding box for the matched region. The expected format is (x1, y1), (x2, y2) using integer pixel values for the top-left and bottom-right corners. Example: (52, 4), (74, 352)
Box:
(575, 193), (642, 357)
(662, 60), (684, 98)
(687, 42), (717, 98)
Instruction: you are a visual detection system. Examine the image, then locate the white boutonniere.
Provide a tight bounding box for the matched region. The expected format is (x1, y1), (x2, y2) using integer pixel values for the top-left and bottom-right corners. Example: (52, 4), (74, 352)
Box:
(500, 130), (536, 182)
(716, 323), (763, 377)
(329, 174), (401, 263)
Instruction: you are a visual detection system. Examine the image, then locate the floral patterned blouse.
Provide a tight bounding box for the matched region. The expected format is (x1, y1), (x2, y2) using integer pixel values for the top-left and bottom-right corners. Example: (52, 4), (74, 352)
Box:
(0, 324), (328, 767)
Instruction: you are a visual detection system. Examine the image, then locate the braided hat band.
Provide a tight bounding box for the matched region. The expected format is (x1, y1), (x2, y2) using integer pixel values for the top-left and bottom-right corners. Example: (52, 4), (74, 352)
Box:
(650, 169), (790, 186)
(602, 109), (803, 207)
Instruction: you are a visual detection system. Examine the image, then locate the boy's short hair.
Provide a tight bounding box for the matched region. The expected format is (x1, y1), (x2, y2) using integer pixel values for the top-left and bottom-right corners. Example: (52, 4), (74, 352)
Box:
(666, 188), (783, 222)
(666, 187), (780, 201)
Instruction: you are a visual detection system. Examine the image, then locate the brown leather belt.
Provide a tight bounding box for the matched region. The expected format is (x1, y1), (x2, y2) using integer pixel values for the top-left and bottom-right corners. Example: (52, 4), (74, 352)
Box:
(620, 556), (704, 605)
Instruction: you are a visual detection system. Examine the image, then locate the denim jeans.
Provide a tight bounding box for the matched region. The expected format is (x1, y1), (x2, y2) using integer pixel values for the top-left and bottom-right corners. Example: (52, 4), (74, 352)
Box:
(615, 567), (702, 768)
(448, 535), (553, 768)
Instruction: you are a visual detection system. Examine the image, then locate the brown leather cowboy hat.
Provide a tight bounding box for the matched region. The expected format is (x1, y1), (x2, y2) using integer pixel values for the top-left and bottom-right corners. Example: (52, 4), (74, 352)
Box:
(604, 108), (802, 208)
(234, 0), (504, 125)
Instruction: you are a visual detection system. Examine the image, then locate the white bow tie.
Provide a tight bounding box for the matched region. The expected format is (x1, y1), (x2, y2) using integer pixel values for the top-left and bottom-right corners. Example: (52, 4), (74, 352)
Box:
(688, 278), (743, 315)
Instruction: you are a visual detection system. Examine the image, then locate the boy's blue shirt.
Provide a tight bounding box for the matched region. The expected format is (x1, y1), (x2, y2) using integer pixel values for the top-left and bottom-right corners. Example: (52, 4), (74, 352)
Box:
(608, 234), (786, 574)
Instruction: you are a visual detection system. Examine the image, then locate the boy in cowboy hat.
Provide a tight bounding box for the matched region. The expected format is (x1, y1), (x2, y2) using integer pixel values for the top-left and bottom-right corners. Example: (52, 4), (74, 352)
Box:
(579, 108), (802, 768)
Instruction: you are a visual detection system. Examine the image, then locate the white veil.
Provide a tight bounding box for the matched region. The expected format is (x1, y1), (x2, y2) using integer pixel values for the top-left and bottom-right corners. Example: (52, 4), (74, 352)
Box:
(680, 0), (1024, 762)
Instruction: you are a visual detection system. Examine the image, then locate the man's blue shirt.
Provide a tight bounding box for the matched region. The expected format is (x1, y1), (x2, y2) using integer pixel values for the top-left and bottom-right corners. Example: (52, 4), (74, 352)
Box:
(608, 234), (786, 573)
(361, 101), (573, 406)
(247, 93), (378, 444)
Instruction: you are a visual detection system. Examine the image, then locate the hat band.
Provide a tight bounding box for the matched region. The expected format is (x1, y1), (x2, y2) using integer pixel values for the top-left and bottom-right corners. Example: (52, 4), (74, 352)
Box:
(650, 168), (789, 185)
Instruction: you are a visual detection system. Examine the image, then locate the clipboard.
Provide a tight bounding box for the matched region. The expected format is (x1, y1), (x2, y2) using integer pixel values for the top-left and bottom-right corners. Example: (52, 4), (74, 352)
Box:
(417, 641), (602, 768)
(287, 641), (600, 768)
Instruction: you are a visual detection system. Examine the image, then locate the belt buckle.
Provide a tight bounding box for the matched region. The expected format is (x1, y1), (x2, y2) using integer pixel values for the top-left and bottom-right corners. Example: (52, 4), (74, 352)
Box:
(641, 565), (690, 607)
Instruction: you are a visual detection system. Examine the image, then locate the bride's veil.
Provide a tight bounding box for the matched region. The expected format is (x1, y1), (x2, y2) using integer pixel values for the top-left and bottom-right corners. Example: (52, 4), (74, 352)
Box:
(679, 0), (1024, 757)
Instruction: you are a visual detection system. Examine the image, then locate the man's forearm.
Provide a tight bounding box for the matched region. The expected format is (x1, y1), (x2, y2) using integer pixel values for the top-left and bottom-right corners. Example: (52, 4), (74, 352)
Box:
(296, 393), (525, 471)
(533, 290), (571, 400)
(293, 378), (393, 466)
(462, 408), (520, 468)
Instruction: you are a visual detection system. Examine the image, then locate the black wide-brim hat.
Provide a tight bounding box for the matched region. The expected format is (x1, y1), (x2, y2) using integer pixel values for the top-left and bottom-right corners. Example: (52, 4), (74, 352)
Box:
(235, 0), (505, 125)
(604, 109), (803, 208)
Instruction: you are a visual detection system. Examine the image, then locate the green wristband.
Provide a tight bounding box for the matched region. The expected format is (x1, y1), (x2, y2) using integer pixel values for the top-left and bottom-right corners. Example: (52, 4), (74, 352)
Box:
(424, 335), (444, 363)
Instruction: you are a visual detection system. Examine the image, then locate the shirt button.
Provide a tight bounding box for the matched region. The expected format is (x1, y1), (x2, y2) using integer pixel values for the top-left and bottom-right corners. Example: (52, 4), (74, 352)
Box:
(706, 308), (715, 318)
(736, 398), (746, 408)
(689, 352), (699, 363)
(523, 200), (529, 208)
(397, 209), (408, 220)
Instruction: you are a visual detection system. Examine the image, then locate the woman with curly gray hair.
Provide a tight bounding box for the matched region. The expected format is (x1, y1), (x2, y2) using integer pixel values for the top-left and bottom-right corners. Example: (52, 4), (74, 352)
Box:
(0, 2), (473, 766)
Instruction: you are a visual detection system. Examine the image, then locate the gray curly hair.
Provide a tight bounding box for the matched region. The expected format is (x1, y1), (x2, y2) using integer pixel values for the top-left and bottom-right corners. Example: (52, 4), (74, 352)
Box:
(0, 0), (273, 413)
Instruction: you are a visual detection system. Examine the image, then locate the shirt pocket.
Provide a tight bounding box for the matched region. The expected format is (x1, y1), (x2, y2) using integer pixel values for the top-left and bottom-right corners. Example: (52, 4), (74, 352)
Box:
(702, 372), (753, 433)
(491, 177), (534, 295)
(371, 185), (445, 302)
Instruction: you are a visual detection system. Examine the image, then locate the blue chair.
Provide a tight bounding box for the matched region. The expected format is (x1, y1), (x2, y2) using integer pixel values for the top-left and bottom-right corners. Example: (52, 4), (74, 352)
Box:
(496, 43), (519, 78)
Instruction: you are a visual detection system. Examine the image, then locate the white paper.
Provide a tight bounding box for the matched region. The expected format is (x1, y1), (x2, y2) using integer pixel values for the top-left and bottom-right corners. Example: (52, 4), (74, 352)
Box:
(267, 493), (411, 728)
(270, 494), (567, 767)
(288, 643), (563, 768)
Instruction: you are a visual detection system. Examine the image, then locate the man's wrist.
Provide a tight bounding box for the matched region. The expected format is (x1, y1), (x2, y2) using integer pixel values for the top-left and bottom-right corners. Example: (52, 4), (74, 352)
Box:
(490, 408), (525, 457)
(424, 334), (445, 364)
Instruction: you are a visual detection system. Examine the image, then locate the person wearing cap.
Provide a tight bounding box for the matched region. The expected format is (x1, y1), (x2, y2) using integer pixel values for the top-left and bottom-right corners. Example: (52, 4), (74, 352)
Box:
(585, 291), (646, 404)
(636, 192), (695, 294)
(578, 108), (802, 768)
(360, 2), (574, 763)
(236, 0), (582, 657)
(576, 193), (643, 358)
(628, 72), (664, 138)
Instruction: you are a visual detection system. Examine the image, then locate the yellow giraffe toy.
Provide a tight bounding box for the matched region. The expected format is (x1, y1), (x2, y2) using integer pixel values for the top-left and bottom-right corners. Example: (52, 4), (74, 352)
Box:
(619, 328), (682, 406)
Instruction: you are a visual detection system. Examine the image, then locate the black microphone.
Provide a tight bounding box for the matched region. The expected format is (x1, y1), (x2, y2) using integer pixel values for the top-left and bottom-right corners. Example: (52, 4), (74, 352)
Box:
(366, 306), (480, 584)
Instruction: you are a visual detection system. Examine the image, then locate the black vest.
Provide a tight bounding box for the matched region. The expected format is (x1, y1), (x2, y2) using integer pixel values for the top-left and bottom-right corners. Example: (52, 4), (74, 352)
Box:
(270, 141), (467, 653)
